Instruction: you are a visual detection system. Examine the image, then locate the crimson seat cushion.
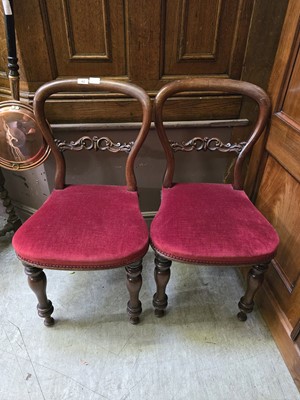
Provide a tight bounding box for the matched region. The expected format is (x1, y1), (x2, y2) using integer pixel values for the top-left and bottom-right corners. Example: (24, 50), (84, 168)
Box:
(150, 183), (279, 265)
(12, 185), (149, 269)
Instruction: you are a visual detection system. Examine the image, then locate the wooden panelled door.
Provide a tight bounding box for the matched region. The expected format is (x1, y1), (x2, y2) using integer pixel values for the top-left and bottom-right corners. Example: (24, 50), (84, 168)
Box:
(254, 0), (300, 389)
(0, 0), (253, 124)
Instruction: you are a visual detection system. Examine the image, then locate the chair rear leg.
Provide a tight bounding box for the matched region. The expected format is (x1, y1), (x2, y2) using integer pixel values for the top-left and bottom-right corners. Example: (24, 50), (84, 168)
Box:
(153, 253), (171, 317)
(126, 260), (143, 325)
(24, 264), (54, 326)
(237, 264), (268, 321)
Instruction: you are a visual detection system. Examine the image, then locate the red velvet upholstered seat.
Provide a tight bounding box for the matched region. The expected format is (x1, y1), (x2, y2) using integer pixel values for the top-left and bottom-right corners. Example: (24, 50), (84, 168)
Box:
(151, 183), (279, 265)
(13, 185), (149, 269)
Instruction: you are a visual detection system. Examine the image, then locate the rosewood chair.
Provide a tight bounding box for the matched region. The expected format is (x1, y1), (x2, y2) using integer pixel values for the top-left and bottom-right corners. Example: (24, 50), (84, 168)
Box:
(151, 78), (279, 321)
(12, 79), (151, 326)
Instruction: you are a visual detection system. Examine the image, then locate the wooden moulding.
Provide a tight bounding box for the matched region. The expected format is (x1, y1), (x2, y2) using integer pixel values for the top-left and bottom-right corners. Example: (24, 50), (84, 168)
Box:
(50, 119), (249, 131)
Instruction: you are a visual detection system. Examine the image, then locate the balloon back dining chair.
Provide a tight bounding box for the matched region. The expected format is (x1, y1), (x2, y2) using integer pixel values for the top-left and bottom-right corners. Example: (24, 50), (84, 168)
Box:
(12, 79), (151, 326)
(150, 78), (279, 321)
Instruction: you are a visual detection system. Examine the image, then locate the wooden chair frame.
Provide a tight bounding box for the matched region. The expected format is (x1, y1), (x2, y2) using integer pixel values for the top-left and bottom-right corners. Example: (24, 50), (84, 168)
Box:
(152, 78), (273, 321)
(18, 79), (151, 325)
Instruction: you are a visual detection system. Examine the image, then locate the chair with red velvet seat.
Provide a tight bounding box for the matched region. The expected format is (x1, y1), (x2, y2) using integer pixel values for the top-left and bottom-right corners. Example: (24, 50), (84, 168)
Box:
(151, 78), (279, 321)
(12, 79), (151, 326)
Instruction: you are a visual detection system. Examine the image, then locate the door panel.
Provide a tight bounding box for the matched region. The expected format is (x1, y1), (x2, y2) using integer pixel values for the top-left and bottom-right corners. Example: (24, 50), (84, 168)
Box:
(257, 156), (300, 305)
(266, 115), (300, 181)
(44, 0), (127, 77)
(282, 45), (300, 122)
(253, 0), (300, 388)
(163, 0), (253, 78)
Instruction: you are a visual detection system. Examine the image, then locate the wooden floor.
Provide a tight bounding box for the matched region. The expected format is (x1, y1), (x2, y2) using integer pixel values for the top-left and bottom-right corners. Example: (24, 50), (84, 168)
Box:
(0, 227), (299, 400)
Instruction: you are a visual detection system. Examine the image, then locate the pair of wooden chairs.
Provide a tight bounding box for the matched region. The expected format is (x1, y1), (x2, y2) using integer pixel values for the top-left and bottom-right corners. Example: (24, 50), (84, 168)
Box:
(12, 78), (279, 326)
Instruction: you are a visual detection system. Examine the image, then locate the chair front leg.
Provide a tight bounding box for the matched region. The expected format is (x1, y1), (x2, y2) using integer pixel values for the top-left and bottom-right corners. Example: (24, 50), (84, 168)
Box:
(237, 263), (268, 321)
(125, 260), (143, 325)
(24, 264), (54, 326)
(153, 252), (172, 317)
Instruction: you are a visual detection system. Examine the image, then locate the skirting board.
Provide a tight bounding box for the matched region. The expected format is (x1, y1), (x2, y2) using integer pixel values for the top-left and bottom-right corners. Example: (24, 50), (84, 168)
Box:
(256, 280), (300, 391)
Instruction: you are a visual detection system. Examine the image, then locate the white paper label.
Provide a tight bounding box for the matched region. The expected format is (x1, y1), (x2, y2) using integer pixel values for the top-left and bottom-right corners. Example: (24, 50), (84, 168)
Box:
(77, 78), (89, 85)
(2, 0), (12, 15)
(89, 77), (101, 84)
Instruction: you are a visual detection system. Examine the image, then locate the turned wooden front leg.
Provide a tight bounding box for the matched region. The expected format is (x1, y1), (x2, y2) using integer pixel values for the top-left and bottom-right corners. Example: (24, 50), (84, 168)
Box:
(237, 264), (268, 321)
(153, 253), (171, 317)
(125, 260), (143, 325)
(24, 264), (54, 326)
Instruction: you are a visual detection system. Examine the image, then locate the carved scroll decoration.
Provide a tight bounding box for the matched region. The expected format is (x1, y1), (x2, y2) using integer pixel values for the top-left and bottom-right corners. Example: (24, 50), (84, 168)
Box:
(54, 136), (135, 153)
(169, 137), (247, 154)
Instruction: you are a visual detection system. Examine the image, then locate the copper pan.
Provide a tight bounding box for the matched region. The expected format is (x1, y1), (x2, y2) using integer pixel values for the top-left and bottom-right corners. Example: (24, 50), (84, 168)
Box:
(0, 0), (50, 171)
